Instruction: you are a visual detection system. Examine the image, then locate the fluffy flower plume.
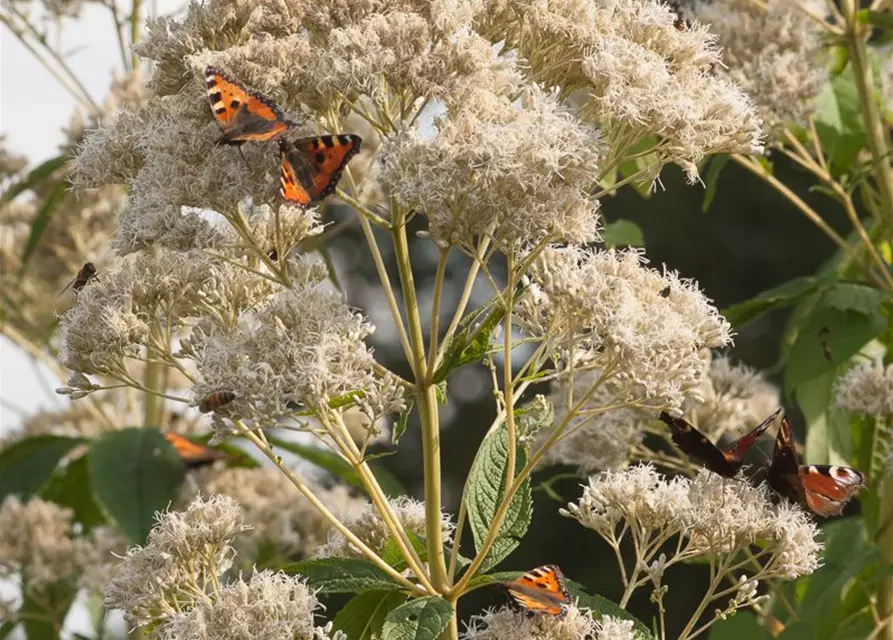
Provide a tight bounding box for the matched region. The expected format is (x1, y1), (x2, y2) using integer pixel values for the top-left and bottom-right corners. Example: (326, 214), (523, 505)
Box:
(691, 0), (827, 136)
(482, 0), (764, 180)
(314, 496), (453, 559)
(538, 370), (653, 472)
(0, 496), (92, 589)
(517, 247), (732, 410)
(462, 606), (634, 640)
(185, 465), (367, 558)
(687, 353), (781, 441)
(835, 361), (893, 416)
(563, 465), (822, 580)
(381, 81), (603, 251)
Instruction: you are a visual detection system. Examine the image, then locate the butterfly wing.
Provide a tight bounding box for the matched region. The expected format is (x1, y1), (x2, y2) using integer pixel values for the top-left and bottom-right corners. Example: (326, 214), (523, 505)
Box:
(659, 412), (737, 476)
(767, 415), (805, 505)
(279, 135), (362, 206)
(503, 565), (571, 617)
(163, 432), (227, 468)
(723, 407), (782, 460)
(798, 465), (866, 517)
(204, 67), (291, 145)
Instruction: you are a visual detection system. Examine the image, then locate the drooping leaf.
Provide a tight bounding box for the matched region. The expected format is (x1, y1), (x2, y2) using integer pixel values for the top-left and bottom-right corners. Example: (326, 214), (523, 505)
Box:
(88, 427), (186, 544)
(799, 369), (853, 467)
(285, 557), (406, 593)
(381, 596), (452, 640)
(19, 180), (69, 274)
(393, 398), (414, 445)
(0, 154), (68, 205)
(721, 276), (822, 328)
(334, 591), (408, 640)
(40, 454), (106, 533)
(701, 154), (729, 213)
(602, 219), (644, 248)
(263, 434), (406, 498)
(0, 435), (84, 502)
(813, 65), (867, 172)
(464, 425), (533, 572)
(434, 302), (502, 383)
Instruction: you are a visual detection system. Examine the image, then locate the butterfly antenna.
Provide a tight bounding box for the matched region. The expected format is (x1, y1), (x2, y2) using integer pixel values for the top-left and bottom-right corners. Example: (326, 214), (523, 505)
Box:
(237, 145), (251, 171)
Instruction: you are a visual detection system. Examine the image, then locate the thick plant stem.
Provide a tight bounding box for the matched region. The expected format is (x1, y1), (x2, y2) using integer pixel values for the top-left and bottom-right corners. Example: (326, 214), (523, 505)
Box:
(142, 360), (161, 426)
(391, 214), (450, 592)
(842, 1), (893, 228)
(879, 474), (893, 640)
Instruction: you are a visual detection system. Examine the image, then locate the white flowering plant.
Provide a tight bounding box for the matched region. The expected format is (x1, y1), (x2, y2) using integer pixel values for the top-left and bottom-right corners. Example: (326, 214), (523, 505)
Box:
(1, 0), (893, 639)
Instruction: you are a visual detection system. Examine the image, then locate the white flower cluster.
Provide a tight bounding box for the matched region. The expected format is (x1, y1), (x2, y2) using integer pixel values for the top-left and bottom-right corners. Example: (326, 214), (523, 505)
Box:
(462, 605), (635, 640)
(835, 361), (893, 417)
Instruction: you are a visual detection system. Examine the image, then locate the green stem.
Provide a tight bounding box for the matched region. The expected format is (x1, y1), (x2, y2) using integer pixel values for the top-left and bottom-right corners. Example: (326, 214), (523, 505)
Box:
(130, 0), (142, 70)
(141, 360), (161, 426)
(879, 473), (893, 640)
(391, 212), (449, 592)
(502, 251), (516, 493)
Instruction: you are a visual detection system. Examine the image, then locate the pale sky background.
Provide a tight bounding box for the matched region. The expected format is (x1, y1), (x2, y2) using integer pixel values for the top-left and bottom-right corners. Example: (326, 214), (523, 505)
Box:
(1, 1), (182, 436)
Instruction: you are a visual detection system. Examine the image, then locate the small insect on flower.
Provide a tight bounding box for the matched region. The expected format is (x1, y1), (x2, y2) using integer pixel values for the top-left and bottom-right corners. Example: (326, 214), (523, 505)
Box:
(58, 262), (98, 297)
(767, 413), (866, 517)
(204, 67), (294, 146)
(279, 135), (362, 207)
(818, 326), (832, 362)
(198, 390), (236, 414)
(502, 564), (572, 618)
(660, 408), (781, 478)
(162, 431), (228, 468)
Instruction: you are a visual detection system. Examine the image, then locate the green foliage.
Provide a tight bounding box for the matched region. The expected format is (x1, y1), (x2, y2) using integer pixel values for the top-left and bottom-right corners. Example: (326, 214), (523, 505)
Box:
(0, 435), (84, 503)
(569, 585), (655, 640)
(19, 579), (77, 640)
(264, 433), (405, 498)
(721, 276), (822, 328)
(393, 398), (414, 445)
(813, 63), (867, 173)
(602, 219), (644, 248)
(708, 613), (772, 640)
(88, 427), (186, 544)
(40, 453), (106, 534)
(701, 155), (730, 213)
(434, 303), (502, 383)
(334, 591), (409, 640)
(286, 557), (406, 593)
(381, 597), (452, 640)
(464, 424), (532, 572)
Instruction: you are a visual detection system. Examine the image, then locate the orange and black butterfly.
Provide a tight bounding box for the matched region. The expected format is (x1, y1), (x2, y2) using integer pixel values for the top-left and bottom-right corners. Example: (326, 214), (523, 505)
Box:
(503, 565), (572, 618)
(659, 408), (782, 478)
(198, 390), (236, 413)
(162, 431), (228, 468)
(767, 414), (866, 517)
(204, 66), (294, 146)
(279, 135), (362, 207)
(59, 262), (98, 297)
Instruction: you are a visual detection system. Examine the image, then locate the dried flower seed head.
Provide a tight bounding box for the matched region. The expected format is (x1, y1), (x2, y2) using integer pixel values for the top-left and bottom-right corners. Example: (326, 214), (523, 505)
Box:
(563, 465), (822, 580)
(835, 361), (893, 416)
(78, 526), (128, 595)
(157, 570), (338, 640)
(691, 0), (826, 137)
(687, 353), (781, 441)
(517, 246), (732, 410)
(539, 370), (652, 472)
(314, 496), (453, 559)
(462, 605), (633, 640)
(184, 465), (367, 558)
(382, 82), (603, 251)
(0, 496), (91, 589)
(104, 494), (247, 628)
(483, 0), (764, 179)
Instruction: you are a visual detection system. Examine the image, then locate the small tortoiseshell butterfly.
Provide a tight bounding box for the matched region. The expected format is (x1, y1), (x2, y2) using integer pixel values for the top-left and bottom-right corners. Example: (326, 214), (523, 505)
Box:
(204, 67), (294, 145)
(767, 415), (866, 517)
(503, 565), (572, 617)
(279, 135), (362, 207)
(659, 408), (781, 478)
(162, 431), (228, 468)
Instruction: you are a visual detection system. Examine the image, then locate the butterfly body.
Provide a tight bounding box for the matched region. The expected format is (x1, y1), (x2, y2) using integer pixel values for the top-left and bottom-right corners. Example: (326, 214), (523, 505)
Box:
(767, 416), (865, 517)
(659, 408), (781, 478)
(503, 564), (571, 618)
(279, 135), (362, 206)
(198, 390), (236, 413)
(162, 431), (227, 468)
(204, 67), (293, 145)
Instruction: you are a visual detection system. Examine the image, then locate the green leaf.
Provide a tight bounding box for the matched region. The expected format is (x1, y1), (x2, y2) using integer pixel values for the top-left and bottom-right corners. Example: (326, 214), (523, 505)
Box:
(701, 155), (729, 213)
(709, 613), (772, 640)
(434, 381), (448, 405)
(570, 587), (655, 639)
(0, 154), (68, 205)
(264, 434), (406, 498)
(0, 621), (15, 639)
(40, 453), (106, 533)
(799, 369), (853, 466)
(602, 219), (644, 248)
(465, 425), (533, 572)
(721, 277), (822, 328)
(286, 557), (406, 593)
(858, 9), (893, 30)
(434, 303), (502, 383)
(88, 427), (186, 544)
(381, 597), (452, 640)
(0, 435), (84, 502)
(813, 65), (867, 172)
(20, 579), (77, 640)
(827, 45), (850, 77)
(393, 398), (414, 445)
(380, 533), (428, 572)
(334, 591), (409, 640)
(466, 571), (520, 590)
(19, 180), (69, 274)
